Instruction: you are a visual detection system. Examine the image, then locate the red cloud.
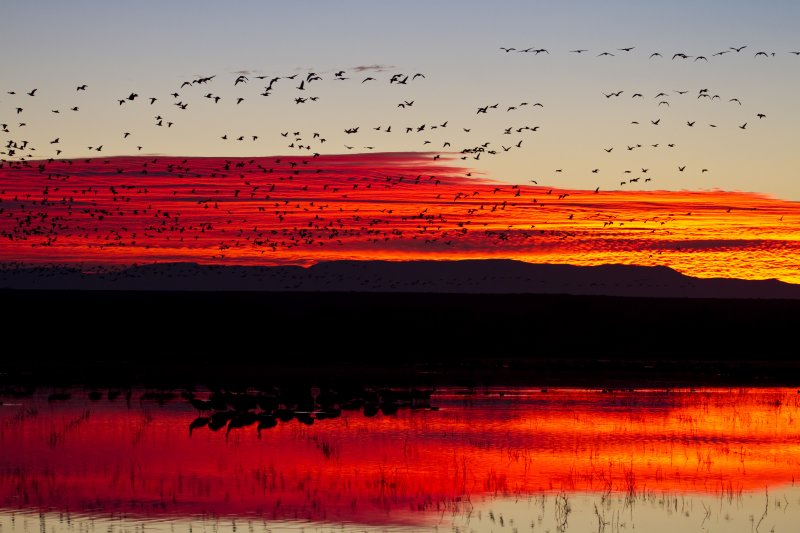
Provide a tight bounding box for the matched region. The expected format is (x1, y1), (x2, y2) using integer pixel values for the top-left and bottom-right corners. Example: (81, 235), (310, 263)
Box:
(0, 153), (798, 282)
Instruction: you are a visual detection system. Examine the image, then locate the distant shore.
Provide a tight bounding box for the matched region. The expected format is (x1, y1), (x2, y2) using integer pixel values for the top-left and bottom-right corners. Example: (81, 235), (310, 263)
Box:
(2, 289), (800, 390)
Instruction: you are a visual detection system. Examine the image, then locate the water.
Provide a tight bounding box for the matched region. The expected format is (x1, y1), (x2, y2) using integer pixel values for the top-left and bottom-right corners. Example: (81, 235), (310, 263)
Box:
(2, 386), (799, 532)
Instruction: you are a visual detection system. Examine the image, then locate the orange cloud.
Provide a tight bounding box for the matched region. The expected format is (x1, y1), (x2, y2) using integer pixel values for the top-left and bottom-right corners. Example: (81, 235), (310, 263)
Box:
(1, 153), (798, 282)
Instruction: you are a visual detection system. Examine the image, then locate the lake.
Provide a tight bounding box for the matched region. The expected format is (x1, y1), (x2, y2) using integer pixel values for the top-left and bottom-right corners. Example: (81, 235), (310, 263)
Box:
(1, 386), (799, 532)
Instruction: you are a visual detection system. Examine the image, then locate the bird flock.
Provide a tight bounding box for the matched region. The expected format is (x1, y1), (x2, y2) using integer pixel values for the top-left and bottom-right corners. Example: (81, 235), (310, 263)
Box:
(500, 44), (797, 58)
(0, 44), (798, 279)
(0, 44), (784, 185)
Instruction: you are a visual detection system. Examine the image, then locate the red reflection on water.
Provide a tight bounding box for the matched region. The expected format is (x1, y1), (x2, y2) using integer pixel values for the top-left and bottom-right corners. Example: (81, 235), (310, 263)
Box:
(1, 388), (798, 524)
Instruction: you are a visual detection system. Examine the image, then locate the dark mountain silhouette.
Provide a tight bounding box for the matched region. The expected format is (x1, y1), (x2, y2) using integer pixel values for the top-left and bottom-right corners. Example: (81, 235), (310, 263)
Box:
(3, 260), (800, 389)
(1, 260), (799, 299)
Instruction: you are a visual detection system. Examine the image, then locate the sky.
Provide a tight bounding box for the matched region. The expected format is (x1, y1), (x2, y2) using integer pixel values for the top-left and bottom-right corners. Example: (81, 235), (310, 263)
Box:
(1, 0), (799, 279)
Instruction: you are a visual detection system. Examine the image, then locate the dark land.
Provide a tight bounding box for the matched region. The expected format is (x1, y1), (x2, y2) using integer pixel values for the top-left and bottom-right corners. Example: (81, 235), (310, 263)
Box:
(2, 260), (800, 391)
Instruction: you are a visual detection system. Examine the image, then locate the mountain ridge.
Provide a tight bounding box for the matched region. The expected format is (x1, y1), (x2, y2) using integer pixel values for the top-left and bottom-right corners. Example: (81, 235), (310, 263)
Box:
(2, 259), (798, 299)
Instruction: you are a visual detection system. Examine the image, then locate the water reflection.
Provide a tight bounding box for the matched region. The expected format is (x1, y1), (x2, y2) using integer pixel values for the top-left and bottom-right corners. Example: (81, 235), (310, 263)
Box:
(1, 387), (799, 531)
(180, 387), (436, 437)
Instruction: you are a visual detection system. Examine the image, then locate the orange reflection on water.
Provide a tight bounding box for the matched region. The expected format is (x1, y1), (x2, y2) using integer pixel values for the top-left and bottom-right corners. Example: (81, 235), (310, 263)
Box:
(1, 387), (799, 524)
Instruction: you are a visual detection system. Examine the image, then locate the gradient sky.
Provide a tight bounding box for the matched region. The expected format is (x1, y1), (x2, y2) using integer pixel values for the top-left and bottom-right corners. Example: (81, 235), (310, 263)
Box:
(2, 1), (799, 279)
(2, 1), (799, 197)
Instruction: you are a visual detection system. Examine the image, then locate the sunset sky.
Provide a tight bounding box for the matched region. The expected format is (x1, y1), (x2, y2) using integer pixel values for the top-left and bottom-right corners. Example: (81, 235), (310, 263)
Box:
(2, 0), (799, 281)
